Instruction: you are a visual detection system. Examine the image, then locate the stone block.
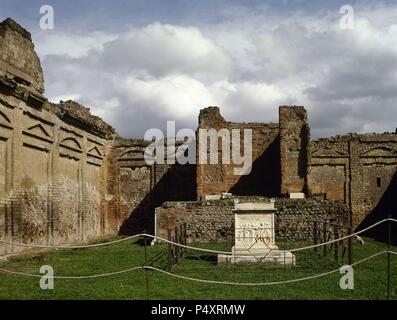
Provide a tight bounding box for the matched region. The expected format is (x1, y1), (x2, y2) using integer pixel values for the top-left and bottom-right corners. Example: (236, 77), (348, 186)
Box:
(205, 195), (222, 201)
(289, 192), (305, 199)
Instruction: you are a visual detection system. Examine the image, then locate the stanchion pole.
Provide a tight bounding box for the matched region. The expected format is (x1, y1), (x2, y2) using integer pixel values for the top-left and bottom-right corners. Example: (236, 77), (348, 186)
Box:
(143, 234), (150, 300)
(348, 226), (353, 265)
(167, 229), (172, 272)
(323, 222), (327, 257)
(334, 225), (339, 263)
(314, 221), (318, 254)
(387, 214), (391, 301)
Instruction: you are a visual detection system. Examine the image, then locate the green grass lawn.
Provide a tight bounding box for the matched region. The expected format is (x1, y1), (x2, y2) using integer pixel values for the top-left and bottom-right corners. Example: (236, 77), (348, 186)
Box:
(0, 236), (395, 300)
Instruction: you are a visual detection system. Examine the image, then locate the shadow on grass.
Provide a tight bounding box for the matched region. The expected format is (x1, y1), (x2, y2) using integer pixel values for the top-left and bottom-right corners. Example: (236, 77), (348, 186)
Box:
(184, 254), (218, 265)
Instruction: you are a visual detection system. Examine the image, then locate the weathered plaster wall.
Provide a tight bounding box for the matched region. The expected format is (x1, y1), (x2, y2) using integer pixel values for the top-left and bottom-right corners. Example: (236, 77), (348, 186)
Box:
(0, 19), (115, 254)
(0, 96), (114, 254)
(107, 137), (197, 235)
(105, 138), (153, 234)
(279, 106), (310, 195)
(196, 107), (280, 199)
(309, 134), (397, 227)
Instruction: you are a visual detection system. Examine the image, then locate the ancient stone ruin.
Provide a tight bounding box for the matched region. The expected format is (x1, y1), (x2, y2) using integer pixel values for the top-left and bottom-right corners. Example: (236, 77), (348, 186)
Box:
(0, 18), (396, 254)
(217, 201), (296, 265)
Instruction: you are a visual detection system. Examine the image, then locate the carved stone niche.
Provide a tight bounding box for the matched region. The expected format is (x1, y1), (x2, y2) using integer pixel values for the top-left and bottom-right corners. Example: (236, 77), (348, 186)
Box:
(87, 141), (104, 167)
(0, 105), (13, 132)
(117, 148), (147, 168)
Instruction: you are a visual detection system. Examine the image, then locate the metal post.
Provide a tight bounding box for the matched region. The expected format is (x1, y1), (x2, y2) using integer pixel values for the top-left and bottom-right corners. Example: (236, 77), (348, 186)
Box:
(307, 221), (310, 248)
(177, 225), (180, 259)
(179, 224), (183, 259)
(313, 221), (318, 253)
(167, 229), (172, 272)
(183, 223), (187, 244)
(348, 226), (353, 265)
(183, 223), (187, 256)
(182, 224), (186, 255)
(143, 235), (150, 300)
(387, 214), (392, 300)
(323, 222), (327, 257)
(175, 226), (179, 263)
(334, 226), (339, 263)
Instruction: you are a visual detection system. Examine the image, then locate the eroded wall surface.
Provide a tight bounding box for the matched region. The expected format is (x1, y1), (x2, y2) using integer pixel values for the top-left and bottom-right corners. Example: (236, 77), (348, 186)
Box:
(107, 138), (197, 235)
(309, 134), (397, 227)
(155, 198), (349, 243)
(0, 98), (115, 254)
(0, 18), (44, 94)
(0, 19), (115, 254)
(279, 106), (310, 195)
(196, 107), (280, 199)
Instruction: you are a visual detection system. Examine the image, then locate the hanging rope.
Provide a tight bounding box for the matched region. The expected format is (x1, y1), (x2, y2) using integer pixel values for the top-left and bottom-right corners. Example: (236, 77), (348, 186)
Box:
(0, 251), (393, 285)
(0, 218), (396, 256)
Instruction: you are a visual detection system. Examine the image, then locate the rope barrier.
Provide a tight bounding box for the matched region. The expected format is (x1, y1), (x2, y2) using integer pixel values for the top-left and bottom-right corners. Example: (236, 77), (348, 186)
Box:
(150, 218), (397, 255)
(143, 251), (389, 286)
(0, 251), (393, 285)
(0, 218), (396, 256)
(0, 266), (144, 279)
(289, 218), (397, 253)
(0, 234), (142, 249)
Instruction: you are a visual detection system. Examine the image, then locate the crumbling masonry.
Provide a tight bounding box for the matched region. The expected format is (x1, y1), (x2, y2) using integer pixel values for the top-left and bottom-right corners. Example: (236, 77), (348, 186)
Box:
(0, 19), (395, 253)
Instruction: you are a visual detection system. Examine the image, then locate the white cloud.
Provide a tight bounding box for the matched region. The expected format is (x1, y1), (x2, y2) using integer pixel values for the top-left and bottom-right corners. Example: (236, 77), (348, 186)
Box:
(99, 23), (234, 79)
(34, 31), (117, 58)
(35, 2), (397, 138)
(210, 81), (296, 121)
(119, 75), (214, 120)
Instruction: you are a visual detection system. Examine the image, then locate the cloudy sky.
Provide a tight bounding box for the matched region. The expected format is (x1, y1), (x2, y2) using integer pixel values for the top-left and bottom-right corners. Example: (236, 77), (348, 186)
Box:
(1, 0), (397, 138)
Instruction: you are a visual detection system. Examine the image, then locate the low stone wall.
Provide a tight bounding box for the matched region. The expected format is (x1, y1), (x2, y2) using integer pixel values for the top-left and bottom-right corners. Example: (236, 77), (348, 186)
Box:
(156, 200), (235, 243)
(155, 198), (349, 243)
(275, 199), (349, 241)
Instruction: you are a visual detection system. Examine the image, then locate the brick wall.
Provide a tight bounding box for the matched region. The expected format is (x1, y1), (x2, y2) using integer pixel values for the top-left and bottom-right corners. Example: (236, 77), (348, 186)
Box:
(196, 107), (280, 199)
(107, 137), (197, 235)
(279, 106), (310, 195)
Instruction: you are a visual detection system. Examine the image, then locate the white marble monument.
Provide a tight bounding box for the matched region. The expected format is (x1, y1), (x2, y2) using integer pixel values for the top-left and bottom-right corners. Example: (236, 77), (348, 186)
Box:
(218, 201), (296, 265)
